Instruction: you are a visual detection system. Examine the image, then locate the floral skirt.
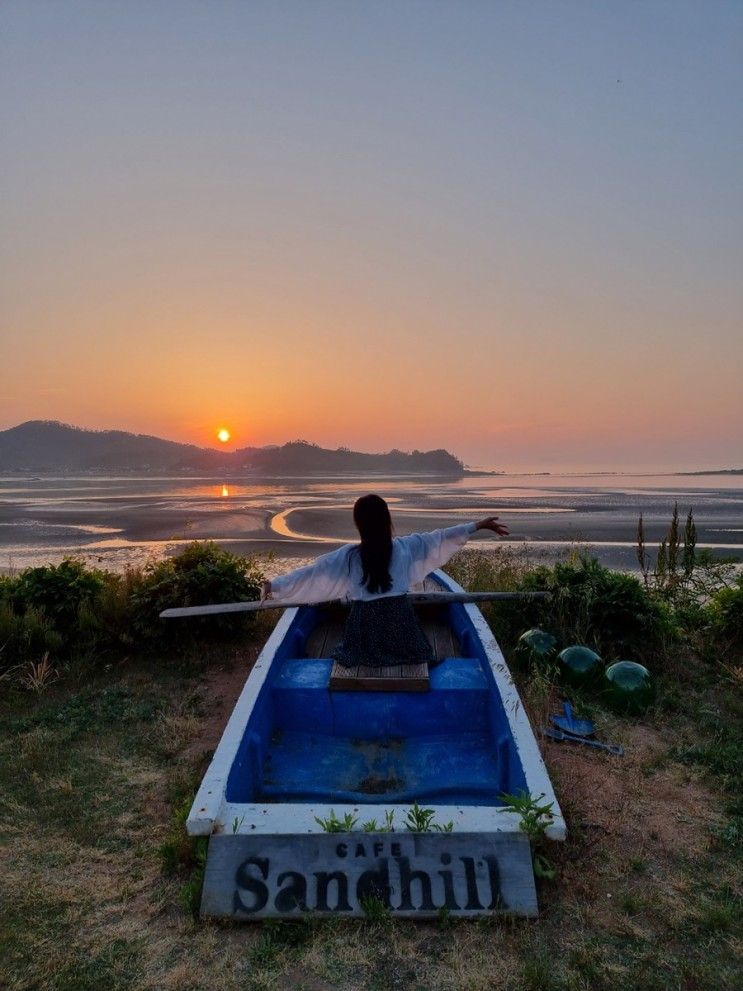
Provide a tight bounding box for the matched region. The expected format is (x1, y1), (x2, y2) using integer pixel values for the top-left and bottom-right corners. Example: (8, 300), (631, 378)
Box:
(332, 594), (435, 669)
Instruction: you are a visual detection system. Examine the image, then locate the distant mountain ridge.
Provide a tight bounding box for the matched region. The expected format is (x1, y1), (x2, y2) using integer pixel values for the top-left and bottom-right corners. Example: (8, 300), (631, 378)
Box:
(0, 421), (465, 476)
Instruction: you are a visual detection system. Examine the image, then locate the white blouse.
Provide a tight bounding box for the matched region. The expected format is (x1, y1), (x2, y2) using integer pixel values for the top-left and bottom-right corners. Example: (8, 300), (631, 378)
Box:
(269, 522), (478, 605)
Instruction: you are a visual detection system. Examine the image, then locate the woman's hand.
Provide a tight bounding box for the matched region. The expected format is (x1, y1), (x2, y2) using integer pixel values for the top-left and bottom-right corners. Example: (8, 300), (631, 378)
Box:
(260, 579), (272, 601)
(475, 516), (509, 537)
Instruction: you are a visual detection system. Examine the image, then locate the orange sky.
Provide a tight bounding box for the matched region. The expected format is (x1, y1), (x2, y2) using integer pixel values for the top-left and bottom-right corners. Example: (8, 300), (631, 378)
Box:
(1, 3), (741, 471)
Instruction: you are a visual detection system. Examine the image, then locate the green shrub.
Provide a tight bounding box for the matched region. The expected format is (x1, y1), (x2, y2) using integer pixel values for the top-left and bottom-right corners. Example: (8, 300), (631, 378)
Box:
(452, 553), (671, 661)
(10, 559), (105, 633)
(75, 568), (145, 653)
(1, 543), (265, 676)
(0, 601), (64, 672)
(537, 557), (673, 657)
(131, 541), (264, 642)
(708, 576), (743, 648)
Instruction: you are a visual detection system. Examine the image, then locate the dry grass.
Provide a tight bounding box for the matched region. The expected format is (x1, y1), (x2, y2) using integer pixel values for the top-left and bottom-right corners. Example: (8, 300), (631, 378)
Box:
(0, 636), (741, 991)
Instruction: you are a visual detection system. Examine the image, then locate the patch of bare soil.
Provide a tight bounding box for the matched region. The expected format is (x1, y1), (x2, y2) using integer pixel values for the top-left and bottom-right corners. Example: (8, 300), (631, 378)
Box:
(544, 722), (720, 856)
(538, 717), (727, 938)
(183, 644), (262, 760)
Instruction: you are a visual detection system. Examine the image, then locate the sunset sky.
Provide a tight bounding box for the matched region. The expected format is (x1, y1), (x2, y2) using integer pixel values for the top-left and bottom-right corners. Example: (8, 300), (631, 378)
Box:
(1, 1), (741, 471)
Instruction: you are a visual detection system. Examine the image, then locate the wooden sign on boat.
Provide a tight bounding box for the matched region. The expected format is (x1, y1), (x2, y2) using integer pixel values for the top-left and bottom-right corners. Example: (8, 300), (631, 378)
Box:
(202, 831), (537, 918)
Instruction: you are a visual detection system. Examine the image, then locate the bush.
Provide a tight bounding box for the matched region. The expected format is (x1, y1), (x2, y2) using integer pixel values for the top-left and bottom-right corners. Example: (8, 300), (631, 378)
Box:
(709, 576), (743, 648)
(0, 543), (265, 674)
(453, 553), (672, 662)
(131, 541), (264, 642)
(10, 559), (105, 633)
(75, 568), (146, 653)
(0, 602), (64, 674)
(539, 557), (673, 657)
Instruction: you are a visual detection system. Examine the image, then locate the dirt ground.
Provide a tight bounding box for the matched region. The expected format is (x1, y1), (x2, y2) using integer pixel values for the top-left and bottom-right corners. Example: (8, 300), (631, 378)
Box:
(1, 640), (740, 991)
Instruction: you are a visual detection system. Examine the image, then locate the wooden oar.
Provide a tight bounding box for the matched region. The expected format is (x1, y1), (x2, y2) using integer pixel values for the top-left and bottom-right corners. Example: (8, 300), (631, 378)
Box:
(159, 590), (549, 619)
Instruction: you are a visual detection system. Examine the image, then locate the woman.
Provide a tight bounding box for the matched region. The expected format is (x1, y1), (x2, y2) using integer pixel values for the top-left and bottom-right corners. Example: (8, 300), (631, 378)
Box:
(262, 494), (509, 668)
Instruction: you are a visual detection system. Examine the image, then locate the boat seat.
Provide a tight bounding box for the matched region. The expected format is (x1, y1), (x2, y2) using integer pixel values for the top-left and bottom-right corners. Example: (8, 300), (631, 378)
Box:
(329, 659), (429, 692)
(272, 657), (490, 737)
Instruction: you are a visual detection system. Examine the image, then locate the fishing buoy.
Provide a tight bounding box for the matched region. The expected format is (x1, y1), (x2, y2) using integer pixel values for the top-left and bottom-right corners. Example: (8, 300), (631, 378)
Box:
(604, 661), (654, 714)
(516, 628), (557, 668)
(557, 645), (602, 687)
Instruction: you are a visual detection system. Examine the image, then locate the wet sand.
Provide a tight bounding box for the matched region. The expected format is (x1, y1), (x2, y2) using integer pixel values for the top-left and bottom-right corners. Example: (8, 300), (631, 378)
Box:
(1, 473), (741, 574)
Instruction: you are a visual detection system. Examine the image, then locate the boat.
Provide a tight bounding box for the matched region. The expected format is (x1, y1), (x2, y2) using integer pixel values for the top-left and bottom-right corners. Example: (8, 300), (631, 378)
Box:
(187, 569), (565, 918)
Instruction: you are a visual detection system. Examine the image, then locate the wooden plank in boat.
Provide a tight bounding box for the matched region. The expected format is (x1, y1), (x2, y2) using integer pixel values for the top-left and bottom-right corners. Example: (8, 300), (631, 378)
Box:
(323, 623), (344, 657)
(329, 660), (429, 692)
(305, 624), (328, 658)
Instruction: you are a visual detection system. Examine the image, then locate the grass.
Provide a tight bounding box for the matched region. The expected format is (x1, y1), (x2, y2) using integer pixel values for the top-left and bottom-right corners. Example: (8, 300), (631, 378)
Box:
(1, 612), (741, 989)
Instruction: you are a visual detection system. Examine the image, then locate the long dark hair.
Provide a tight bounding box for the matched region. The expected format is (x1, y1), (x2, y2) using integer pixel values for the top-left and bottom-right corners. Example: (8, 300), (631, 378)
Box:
(353, 494), (393, 593)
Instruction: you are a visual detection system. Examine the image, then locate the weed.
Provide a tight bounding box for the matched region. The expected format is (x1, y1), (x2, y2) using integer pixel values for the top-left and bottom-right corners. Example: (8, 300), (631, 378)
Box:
(360, 894), (391, 922)
(404, 802), (435, 831)
(691, 888), (740, 934)
(499, 791), (555, 843)
(619, 892), (645, 915)
(9, 685), (164, 742)
(404, 802), (453, 833)
(179, 865), (206, 919)
(232, 814), (246, 834)
(363, 808), (397, 831)
(314, 809), (358, 832)
(249, 931), (279, 966)
(710, 816), (743, 851)
(21, 652), (59, 693)
(521, 947), (560, 991)
(500, 791), (556, 880)
(672, 724), (743, 791)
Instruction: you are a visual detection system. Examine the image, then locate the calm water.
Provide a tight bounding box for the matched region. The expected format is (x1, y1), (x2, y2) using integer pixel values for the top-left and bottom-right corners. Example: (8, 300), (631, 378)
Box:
(0, 472), (741, 574)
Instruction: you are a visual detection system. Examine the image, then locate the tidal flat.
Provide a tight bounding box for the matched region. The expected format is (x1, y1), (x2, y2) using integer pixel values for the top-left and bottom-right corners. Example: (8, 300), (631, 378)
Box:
(1, 472), (741, 575)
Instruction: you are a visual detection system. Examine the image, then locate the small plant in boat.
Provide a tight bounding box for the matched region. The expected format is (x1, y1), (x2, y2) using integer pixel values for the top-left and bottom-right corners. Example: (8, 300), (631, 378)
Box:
(314, 809), (359, 832)
(432, 820), (455, 832)
(362, 809), (396, 832)
(404, 802), (454, 833)
(499, 790), (556, 880)
(231, 814), (246, 834)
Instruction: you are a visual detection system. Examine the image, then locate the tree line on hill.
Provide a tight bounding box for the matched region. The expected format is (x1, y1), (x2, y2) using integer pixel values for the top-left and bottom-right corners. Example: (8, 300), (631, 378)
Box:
(0, 421), (466, 475)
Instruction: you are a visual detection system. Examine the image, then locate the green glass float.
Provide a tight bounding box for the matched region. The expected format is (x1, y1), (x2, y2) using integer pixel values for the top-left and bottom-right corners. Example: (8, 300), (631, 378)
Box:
(516, 628), (557, 668)
(604, 661), (654, 714)
(557, 645), (603, 687)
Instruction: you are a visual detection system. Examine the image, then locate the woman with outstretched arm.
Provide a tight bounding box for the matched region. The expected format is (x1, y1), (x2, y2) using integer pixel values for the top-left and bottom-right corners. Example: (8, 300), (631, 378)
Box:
(262, 494), (508, 669)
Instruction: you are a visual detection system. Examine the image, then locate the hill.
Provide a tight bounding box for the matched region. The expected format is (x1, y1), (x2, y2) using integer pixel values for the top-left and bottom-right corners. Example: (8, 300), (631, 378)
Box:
(0, 421), (465, 476)
(0, 421), (204, 472)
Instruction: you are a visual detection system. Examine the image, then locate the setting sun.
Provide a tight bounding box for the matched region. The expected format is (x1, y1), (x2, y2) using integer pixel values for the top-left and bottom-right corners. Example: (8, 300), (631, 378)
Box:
(217, 428), (230, 444)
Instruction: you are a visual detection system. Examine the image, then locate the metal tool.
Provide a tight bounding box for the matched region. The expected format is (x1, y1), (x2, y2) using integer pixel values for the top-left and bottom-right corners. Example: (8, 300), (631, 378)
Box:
(542, 726), (624, 756)
(551, 701), (595, 738)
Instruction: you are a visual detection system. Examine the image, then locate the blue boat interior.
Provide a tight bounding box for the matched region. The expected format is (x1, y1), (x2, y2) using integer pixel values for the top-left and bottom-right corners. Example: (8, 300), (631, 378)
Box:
(225, 582), (528, 807)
